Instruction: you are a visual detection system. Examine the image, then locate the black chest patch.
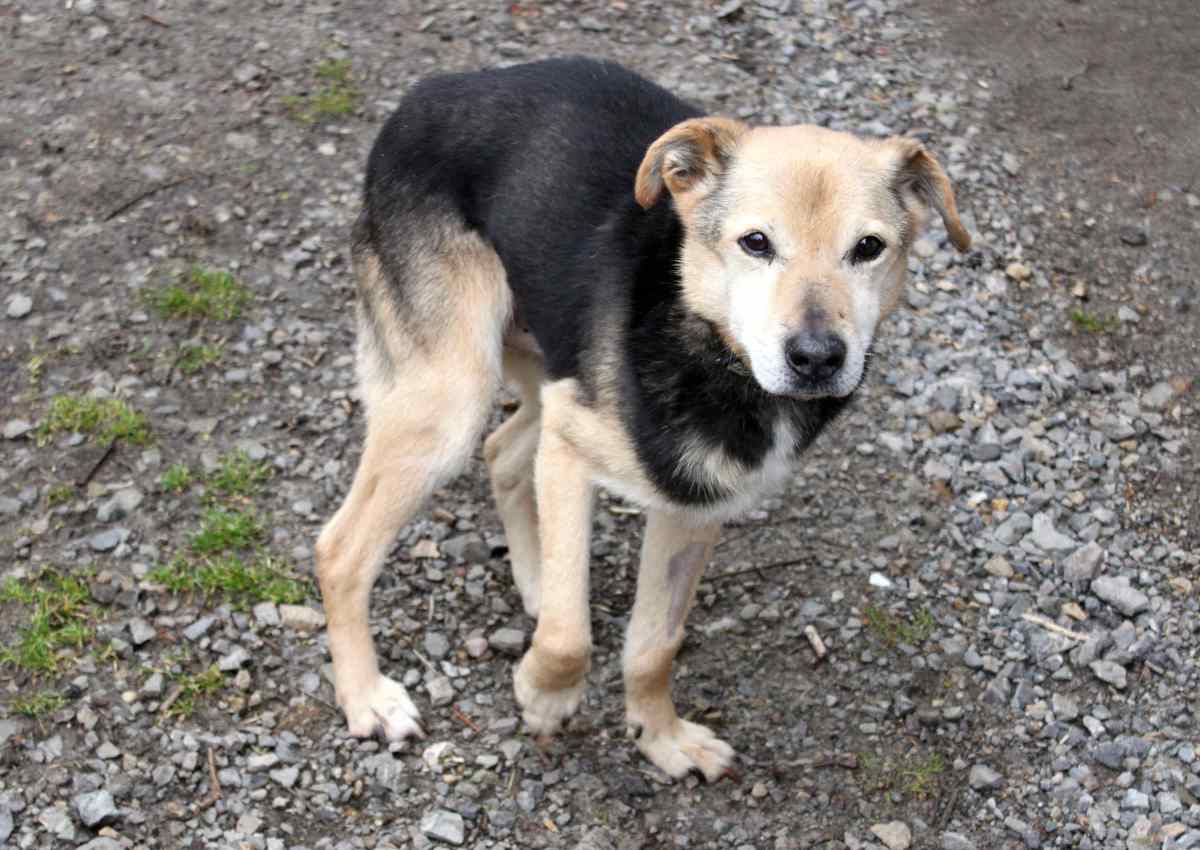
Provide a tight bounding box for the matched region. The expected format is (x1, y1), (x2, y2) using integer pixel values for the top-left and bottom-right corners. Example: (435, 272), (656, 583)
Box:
(623, 306), (853, 506)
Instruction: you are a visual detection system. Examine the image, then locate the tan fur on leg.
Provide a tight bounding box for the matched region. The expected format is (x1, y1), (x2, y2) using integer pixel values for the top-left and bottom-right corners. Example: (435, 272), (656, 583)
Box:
(513, 382), (595, 737)
(317, 230), (510, 742)
(484, 349), (545, 616)
(623, 511), (732, 780)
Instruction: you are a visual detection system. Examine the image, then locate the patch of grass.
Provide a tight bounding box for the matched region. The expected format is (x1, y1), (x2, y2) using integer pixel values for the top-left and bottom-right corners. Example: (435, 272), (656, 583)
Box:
(858, 750), (946, 800)
(11, 690), (68, 718)
(1070, 309), (1118, 334)
(189, 507), (264, 554)
(37, 395), (150, 446)
(0, 568), (95, 674)
(27, 353), (46, 387)
(149, 553), (307, 610)
(283, 57), (361, 122)
(167, 665), (225, 718)
(148, 266), (250, 322)
(207, 450), (272, 500)
(863, 605), (936, 648)
(177, 342), (223, 374)
(46, 483), (75, 507)
(161, 463), (194, 494)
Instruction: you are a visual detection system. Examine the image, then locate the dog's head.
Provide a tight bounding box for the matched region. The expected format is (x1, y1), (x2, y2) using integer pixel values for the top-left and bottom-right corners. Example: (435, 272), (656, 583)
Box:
(636, 119), (970, 399)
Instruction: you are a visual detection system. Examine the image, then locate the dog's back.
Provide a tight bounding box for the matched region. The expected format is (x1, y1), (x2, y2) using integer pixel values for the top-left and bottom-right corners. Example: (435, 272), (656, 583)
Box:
(357, 57), (698, 378)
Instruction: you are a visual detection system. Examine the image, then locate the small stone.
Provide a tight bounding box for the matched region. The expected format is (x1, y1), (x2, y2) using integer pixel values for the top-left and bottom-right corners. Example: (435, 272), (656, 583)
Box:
(427, 676), (454, 707)
(278, 604), (325, 630)
(1142, 381), (1176, 410)
(1091, 576), (1149, 616)
(439, 534), (490, 563)
(411, 539), (441, 559)
(253, 601), (280, 627)
(994, 512), (1032, 545)
(269, 765), (300, 788)
(928, 410), (961, 433)
(1005, 262), (1032, 281)
(141, 672), (164, 697)
(1051, 693), (1079, 721)
(1092, 741), (1125, 769)
(217, 646), (250, 671)
(97, 487), (143, 522)
(983, 556), (1014, 578)
(4, 419), (33, 439)
(968, 763), (1003, 791)
(1117, 305), (1140, 323)
(870, 821), (912, 850)
(1030, 513), (1076, 552)
(1063, 542), (1104, 582)
(420, 809), (465, 845)
(247, 753), (280, 772)
(465, 636), (489, 658)
(424, 632), (451, 660)
(96, 741), (120, 759)
(39, 806), (75, 841)
(941, 834), (976, 850)
(182, 616), (216, 640)
(488, 627), (526, 656)
(1122, 788), (1150, 810)
(1118, 226), (1148, 247)
(73, 789), (118, 828)
(1090, 660), (1127, 688)
(0, 809), (11, 843)
(89, 528), (123, 552)
(128, 618), (156, 646)
(6, 293), (33, 318)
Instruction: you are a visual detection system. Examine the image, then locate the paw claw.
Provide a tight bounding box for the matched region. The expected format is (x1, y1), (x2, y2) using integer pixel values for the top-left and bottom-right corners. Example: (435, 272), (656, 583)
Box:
(631, 717), (735, 783)
(340, 675), (424, 742)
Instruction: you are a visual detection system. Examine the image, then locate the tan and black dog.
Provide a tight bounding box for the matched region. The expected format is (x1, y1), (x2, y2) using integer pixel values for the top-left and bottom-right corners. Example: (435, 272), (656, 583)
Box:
(315, 57), (969, 781)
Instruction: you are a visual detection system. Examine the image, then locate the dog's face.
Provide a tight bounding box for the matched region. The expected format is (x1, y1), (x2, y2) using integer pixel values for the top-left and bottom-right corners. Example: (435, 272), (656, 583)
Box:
(636, 120), (970, 399)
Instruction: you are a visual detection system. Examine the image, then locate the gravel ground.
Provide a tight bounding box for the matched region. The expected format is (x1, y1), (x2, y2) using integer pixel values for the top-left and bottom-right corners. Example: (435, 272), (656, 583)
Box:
(1, 1), (1197, 849)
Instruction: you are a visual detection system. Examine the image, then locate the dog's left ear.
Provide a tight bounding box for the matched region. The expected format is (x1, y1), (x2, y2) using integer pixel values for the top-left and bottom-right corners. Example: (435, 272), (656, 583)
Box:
(887, 137), (971, 252)
(635, 117), (748, 210)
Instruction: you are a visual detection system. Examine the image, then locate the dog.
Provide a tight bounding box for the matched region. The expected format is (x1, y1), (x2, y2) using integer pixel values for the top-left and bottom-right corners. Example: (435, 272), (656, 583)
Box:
(315, 56), (969, 781)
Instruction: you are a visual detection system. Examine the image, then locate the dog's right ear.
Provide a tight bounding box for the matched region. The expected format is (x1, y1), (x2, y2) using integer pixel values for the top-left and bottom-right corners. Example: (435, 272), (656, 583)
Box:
(635, 117), (747, 210)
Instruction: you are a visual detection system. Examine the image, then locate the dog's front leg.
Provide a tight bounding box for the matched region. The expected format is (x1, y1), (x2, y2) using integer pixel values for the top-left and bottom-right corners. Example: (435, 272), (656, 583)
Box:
(624, 510), (732, 781)
(513, 413), (594, 738)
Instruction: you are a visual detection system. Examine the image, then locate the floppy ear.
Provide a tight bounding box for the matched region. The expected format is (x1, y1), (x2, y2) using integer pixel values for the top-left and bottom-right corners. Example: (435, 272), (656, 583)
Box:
(888, 137), (971, 252)
(635, 117), (748, 210)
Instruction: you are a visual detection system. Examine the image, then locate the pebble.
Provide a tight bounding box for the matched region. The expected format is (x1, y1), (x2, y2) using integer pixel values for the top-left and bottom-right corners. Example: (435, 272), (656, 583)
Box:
(6, 293), (32, 318)
(424, 631), (451, 660)
(182, 616), (216, 640)
(488, 627), (526, 656)
(1090, 660), (1128, 689)
(278, 604), (325, 630)
(427, 676), (455, 707)
(128, 618), (156, 645)
(983, 556), (1013, 578)
(1063, 541), (1104, 582)
(73, 789), (118, 828)
(1090, 575), (1150, 616)
(269, 765), (299, 788)
(968, 763), (1003, 791)
(0, 810), (11, 843)
(420, 808), (466, 845)
(870, 821), (912, 850)
(3, 419), (33, 439)
(941, 834), (975, 850)
(253, 601), (280, 627)
(1029, 512), (1076, 552)
(89, 528), (124, 552)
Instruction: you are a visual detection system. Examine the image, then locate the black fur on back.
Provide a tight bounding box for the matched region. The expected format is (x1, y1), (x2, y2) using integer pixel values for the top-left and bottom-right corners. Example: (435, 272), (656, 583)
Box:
(359, 57), (854, 507)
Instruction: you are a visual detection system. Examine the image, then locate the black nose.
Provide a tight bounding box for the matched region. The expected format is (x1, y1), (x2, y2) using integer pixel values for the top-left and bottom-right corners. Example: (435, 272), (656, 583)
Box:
(785, 332), (846, 383)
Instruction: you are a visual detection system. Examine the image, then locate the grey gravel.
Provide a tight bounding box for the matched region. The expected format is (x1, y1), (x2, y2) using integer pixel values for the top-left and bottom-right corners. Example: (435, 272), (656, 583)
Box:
(6, 293), (32, 318)
(1089, 660), (1128, 689)
(488, 627), (526, 656)
(968, 763), (1003, 791)
(421, 808), (466, 845)
(1090, 575), (1150, 616)
(73, 790), (118, 828)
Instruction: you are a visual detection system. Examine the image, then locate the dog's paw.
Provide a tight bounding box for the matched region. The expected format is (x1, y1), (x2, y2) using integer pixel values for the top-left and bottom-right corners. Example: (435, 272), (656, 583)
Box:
(513, 651), (586, 738)
(629, 717), (735, 782)
(340, 674), (425, 741)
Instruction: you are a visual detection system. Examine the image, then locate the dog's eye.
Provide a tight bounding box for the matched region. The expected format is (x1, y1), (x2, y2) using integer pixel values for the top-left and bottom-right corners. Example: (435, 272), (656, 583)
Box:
(738, 231), (772, 258)
(851, 236), (886, 264)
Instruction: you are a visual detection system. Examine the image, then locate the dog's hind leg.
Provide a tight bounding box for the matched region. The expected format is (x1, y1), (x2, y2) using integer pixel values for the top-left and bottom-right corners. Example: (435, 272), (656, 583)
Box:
(316, 228), (510, 741)
(623, 510), (733, 781)
(484, 348), (544, 617)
